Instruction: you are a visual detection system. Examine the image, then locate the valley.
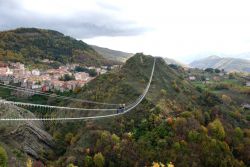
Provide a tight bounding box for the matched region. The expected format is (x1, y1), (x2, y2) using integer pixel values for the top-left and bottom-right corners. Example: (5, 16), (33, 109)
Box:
(0, 28), (249, 167)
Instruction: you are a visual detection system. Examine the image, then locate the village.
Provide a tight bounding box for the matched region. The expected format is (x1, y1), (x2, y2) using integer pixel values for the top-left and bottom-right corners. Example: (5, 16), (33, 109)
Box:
(0, 61), (119, 94)
(186, 68), (250, 87)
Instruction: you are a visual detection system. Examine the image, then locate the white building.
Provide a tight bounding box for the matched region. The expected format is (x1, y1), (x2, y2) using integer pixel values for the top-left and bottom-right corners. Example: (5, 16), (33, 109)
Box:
(246, 82), (250, 87)
(32, 69), (40, 76)
(189, 76), (196, 81)
(75, 72), (89, 81)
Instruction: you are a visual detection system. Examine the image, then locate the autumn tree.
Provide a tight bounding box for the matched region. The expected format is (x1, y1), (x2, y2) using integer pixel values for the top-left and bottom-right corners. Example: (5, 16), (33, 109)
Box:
(93, 152), (105, 167)
(208, 119), (225, 140)
(221, 94), (232, 105)
(26, 158), (32, 167)
(0, 146), (7, 167)
(84, 155), (93, 167)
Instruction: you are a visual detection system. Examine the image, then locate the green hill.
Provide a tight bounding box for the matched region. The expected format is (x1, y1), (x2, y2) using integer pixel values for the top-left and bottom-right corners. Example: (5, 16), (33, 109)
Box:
(0, 28), (115, 68)
(43, 54), (249, 167)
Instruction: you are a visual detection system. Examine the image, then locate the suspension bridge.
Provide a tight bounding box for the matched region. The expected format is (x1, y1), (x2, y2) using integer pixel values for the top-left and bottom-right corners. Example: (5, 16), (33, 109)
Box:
(0, 58), (156, 121)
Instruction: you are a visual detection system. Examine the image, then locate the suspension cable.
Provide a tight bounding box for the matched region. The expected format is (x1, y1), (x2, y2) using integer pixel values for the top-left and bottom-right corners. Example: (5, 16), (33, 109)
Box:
(0, 57), (156, 121)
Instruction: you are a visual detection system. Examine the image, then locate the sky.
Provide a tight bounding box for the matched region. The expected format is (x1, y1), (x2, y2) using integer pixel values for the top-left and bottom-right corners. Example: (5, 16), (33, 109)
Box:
(1, 0), (250, 63)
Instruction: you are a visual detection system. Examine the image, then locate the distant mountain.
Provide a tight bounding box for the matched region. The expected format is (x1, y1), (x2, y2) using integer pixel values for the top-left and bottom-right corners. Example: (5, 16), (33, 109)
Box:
(0, 28), (115, 67)
(91, 45), (133, 63)
(186, 52), (250, 63)
(190, 56), (250, 72)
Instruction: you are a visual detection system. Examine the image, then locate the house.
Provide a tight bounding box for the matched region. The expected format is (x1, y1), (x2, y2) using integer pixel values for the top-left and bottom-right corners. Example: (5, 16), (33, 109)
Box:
(76, 80), (86, 87)
(75, 72), (89, 81)
(189, 76), (196, 81)
(100, 69), (107, 74)
(31, 84), (42, 90)
(111, 65), (120, 69)
(246, 82), (250, 87)
(42, 85), (50, 92)
(65, 81), (78, 90)
(13, 68), (25, 75)
(51, 80), (64, 91)
(213, 76), (220, 81)
(41, 59), (54, 63)
(32, 69), (40, 76)
(88, 66), (95, 70)
(219, 73), (225, 76)
(13, 77), (21, 84)
(242, 104), (250, 109)
(0, 67), (13, 75)
(10, 62), (25, 70)
(59, 66), (69, 71)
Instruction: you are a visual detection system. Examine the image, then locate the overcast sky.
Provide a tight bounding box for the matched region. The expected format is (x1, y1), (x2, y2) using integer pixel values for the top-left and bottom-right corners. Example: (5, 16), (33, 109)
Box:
(1, 0), (250, 62)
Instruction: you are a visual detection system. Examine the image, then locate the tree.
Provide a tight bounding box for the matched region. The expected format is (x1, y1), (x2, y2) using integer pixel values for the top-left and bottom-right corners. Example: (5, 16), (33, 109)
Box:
(111, 134), (120, 144)
(74, 66), (97, 77)
(234, 127), (244, 140)
(93, 152), (105, 167)
(214, 69), (221, 73)
(59, 74), (75, 81)
(160, 89), (167, 96)
(208, 119), (225, 140)
(67, 163), (77, 167)
(221, 94), (232, 105)
(229, 73), (236, 79)
(0, 146), (7, 167)
(65, 132), (74, 144)
(84, 155), (93, 167)
(26, 158), (32, 167)
(205, 68), (214, 73)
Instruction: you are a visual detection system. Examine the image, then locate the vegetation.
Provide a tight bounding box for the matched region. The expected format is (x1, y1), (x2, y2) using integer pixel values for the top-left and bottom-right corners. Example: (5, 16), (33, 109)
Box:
(74, 66), (97, 77)
(0, 51), (249, 166)
(34, 54), (248, 167)
(59, 74), (75, 81)
(0, 145), (7, 167)
(0, 28), (116, 68)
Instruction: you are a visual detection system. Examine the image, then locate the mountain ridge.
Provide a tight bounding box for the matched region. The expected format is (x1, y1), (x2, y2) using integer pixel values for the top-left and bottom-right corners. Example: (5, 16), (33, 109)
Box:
(190, 55), (250, 72)
(91, 45), (133, 63)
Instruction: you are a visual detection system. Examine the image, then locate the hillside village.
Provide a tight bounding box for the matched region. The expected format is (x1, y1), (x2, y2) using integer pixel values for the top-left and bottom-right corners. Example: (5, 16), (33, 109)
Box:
(0, 61), (119, 94)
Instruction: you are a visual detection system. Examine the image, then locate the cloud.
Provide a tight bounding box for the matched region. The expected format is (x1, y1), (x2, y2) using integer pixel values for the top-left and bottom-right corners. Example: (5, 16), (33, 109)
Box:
(0, 0), (149, 38)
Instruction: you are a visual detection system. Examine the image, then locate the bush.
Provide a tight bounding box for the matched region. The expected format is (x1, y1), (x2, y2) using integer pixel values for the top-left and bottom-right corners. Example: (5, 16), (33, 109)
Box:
(0, 146), (7, 167)
(93, 152), (105, 167)
(74, 66), (97, 77)
(59, 74), (75, 81)
(160, 89), (167, 96)
(84, 155), (93, 167)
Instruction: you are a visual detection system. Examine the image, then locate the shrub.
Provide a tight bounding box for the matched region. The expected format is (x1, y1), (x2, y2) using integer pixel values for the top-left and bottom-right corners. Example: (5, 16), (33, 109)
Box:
(208, 119), (225, 140)
(0, 146), (7, 167)
(93, 152), (105, 167)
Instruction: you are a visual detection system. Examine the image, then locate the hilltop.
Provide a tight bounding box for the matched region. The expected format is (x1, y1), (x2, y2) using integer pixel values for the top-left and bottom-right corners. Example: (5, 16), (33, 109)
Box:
(0, 28), (116, 68)
(190, 55), (250, 72)
(91, 45), (185, 66)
